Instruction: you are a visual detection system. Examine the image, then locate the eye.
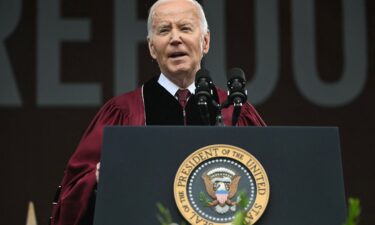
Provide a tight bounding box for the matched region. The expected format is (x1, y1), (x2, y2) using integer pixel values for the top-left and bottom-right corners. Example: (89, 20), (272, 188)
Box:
(181, 26), (192, 32)
(158, 27), (170, 34)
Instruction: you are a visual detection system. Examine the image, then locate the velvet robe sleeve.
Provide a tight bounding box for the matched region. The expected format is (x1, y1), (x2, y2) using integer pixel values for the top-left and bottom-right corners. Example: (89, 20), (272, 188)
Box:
(236, 102), (266, 126)
(217, 88), (266, 127)
(51, 88), (145, 225)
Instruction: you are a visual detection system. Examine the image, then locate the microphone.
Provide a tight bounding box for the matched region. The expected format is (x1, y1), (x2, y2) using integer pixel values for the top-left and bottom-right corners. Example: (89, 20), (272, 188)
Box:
(195, 69), (214, 105)
(226, 68), (247, 126)
(195, 69), (214, 125)
(227, 68), (247, 106)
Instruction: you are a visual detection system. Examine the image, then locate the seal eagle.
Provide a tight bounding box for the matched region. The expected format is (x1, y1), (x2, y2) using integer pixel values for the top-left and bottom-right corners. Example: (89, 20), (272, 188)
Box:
(202, 171), (241, 213)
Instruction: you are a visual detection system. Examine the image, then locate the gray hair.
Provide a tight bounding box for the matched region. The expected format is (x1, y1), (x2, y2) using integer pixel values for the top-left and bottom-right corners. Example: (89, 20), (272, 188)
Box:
(147, 0), (209, 39)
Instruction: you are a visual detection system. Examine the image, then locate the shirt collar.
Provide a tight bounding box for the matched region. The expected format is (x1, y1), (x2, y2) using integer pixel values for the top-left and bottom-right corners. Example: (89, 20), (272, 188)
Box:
(158, 73), (196, 96)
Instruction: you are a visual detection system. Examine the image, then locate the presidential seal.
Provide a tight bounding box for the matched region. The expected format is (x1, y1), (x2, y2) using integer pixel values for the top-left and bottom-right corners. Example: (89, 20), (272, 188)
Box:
(174, 144), (270, 225)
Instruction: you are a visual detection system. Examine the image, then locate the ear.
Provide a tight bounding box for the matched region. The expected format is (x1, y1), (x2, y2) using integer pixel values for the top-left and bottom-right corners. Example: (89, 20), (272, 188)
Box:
(202, 31), (210, 55)
(148, 37), (157, 59)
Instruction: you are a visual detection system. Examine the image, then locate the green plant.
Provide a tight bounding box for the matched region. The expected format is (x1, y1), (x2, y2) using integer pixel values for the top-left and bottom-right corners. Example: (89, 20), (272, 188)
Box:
(344, 198), (361, 225)
(156, 202), (186, 225)
(232, 191), (251, 225)
(158, 196), (361, 225)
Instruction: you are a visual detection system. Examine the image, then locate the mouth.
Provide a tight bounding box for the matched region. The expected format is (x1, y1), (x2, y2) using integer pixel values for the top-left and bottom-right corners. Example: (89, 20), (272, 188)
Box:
(168, 51), (188, 59)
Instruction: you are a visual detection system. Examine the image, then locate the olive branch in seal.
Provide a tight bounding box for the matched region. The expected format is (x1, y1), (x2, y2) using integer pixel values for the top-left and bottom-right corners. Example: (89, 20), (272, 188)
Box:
(199, 191), (210, 207)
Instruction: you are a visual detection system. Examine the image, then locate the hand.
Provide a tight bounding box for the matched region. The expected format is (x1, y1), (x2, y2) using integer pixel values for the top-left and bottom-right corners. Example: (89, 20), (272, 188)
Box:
(96, 162), (100, 183)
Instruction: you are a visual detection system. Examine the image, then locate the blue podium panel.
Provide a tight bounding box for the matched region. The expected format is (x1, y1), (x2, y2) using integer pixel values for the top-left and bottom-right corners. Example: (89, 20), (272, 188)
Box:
(94, 126), (346, 225)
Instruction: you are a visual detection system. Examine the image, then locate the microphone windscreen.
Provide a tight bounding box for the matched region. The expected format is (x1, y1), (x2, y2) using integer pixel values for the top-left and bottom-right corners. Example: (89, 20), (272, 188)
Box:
(195, 68), (211, 82)
(228, 67), (246, 82)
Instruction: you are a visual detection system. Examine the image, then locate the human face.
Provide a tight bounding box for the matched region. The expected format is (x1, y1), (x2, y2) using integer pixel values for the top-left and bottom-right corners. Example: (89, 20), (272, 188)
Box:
(148, 0), (210, 83)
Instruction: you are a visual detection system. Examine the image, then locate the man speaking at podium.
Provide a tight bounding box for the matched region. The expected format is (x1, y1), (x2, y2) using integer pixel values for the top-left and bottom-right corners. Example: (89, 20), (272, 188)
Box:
(50, 0), (265, 224)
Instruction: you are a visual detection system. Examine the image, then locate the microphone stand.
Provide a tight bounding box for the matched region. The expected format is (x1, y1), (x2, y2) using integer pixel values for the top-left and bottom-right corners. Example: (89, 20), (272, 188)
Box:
(197, 98), (211, 126)
(197, 93), (244, 127)
(220, 95), (245, 127)
(196, 94), (225, 126)
(212, 100), (224, 126)
(231, 99), (243, 126)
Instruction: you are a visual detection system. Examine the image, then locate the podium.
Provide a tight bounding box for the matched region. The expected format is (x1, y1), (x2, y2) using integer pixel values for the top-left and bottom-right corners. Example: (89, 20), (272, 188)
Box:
(93, 126), (346, 225)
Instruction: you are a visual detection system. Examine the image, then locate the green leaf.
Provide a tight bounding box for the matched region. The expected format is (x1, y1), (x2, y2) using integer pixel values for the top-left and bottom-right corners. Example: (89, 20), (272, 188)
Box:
(156, 202), (189, 225)
(232, 191), (251, 225)
(237, 191), (250, 210)
(156, 202), (173, 225)
(343, 198), (361, 225)
(232, 211), (246, 225)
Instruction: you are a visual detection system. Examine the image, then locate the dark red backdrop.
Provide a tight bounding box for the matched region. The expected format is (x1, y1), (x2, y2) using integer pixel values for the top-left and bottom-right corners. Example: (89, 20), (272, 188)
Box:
(0, 0), (374, 224)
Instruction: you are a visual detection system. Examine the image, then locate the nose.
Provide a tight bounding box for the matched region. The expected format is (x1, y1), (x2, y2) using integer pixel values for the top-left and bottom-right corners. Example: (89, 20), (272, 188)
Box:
(169, 29), (182, 46)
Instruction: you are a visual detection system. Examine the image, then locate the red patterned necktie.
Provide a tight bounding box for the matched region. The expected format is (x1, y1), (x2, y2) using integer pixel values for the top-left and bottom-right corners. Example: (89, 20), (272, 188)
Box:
(176, 89), (191, 125)
(176, 89), (191, 108)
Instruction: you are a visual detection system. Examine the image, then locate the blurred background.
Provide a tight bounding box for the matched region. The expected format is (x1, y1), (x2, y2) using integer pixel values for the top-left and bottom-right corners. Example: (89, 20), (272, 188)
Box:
(0, 0), (373, 224)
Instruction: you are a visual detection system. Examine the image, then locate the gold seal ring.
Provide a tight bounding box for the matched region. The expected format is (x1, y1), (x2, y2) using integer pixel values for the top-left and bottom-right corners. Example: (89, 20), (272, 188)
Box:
(174, 144), (270, 225)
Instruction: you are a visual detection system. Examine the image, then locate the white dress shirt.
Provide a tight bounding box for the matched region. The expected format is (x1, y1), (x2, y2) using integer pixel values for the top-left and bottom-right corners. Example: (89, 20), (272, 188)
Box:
(158, 73), (196, 99)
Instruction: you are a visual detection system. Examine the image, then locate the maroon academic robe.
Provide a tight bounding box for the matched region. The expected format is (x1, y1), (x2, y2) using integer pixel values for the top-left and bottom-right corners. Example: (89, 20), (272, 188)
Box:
(50, 82), (265, 225)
